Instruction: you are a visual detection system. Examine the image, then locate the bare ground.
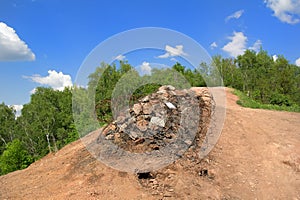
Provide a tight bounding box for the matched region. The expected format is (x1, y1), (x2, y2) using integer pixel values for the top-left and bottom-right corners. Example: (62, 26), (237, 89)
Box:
(0, 88), (299, 199)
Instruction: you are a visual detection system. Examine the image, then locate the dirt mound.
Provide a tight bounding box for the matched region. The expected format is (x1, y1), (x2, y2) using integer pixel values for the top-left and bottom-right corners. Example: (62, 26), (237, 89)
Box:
(1, 87), (299, 199)
(101, 85), (207, 153)
(91, 86), (214, 173)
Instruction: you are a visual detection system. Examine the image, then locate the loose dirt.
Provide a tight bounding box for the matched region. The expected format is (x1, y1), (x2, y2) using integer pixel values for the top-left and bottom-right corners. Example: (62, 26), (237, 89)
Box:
(1, 88), (299, 199)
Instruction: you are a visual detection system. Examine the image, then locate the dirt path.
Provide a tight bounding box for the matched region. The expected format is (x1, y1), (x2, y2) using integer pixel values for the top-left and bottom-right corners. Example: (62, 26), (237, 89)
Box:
(0, 88), (299, 199)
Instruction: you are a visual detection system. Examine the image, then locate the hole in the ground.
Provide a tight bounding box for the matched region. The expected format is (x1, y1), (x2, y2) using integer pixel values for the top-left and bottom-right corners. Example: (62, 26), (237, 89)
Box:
(137, 172), (154, 179)
(153, 146), (159, 150)
(199, 169), (208, 176)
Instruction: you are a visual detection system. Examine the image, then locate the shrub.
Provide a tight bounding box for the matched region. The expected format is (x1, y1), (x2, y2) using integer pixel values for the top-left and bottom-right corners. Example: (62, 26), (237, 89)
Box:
(0, 139), (33, 175)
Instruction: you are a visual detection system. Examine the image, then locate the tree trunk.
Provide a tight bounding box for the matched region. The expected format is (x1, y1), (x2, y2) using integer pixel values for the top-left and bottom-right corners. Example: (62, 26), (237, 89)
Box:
(46, 134), (51, 153)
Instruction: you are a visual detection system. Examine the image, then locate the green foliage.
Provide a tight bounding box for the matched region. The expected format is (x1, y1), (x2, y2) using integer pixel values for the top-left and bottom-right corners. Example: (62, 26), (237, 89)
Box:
(0, 103), (16, 154)
(89, 62), (132, 124)
(233, 89), (300, 112)
(212, 55), (243, 89)
(172, 62), (206, 86)
(130, 83), (160, 105)
(0, 139), (33, 175)
(16, 87), (78, 159)
(234, 50), (300, 106)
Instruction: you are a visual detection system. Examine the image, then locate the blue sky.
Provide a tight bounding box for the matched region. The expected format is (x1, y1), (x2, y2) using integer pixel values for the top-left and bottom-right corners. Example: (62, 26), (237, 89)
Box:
(0, 0), (299, 111)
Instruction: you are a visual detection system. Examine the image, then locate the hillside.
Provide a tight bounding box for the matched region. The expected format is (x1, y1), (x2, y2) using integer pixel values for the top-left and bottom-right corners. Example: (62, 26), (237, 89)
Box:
(0, 88), (299, 199)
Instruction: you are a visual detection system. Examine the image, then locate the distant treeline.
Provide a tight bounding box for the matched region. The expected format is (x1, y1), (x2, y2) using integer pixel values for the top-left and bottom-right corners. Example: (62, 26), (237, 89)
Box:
(0, 49), (299, 175)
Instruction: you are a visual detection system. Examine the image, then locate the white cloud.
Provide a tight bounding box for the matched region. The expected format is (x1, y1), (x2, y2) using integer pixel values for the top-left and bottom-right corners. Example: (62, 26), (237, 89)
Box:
(170, 58), (178, 62)
(222, 32), (247, 57)
(0, 22), (35, 61)
(24, 70), (73, 91)
(114, 54), (125, 61)
(225, 10), (244, 22)
(210, 42), (218, 49)
(11, 105), (23, 117)
(295, 58), (300, 66)
(249, 40), (262, 52)
(158, 45), (187, 58)
(140, 62), (152, 74)
(265, 0), (300, 24)
(30, 88), (37, 94)
(273, 55), (278, 61)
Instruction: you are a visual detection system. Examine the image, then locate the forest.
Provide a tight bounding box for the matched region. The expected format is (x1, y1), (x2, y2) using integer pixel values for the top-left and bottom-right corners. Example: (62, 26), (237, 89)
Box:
(0, 49), (299, 175)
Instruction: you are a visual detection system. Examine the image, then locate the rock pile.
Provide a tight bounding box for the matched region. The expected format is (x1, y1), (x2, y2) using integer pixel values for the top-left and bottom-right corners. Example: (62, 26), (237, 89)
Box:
(100, 85), (214, 154)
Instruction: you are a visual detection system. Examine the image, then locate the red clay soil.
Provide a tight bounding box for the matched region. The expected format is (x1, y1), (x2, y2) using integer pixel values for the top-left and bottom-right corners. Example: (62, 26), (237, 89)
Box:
(0, 88), (299, 199)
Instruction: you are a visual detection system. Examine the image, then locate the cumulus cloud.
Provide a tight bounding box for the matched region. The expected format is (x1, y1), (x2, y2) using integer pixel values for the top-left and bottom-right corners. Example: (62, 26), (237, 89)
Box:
(11, 105), (23, 117)
(140, 61), (152, 75)
(222, 32), (247, 57)
(225, 10), (244, 22)
(0, 22), (35, 61)
(273, 55), (278, 61)
(30, 88), (37, 94)
(296, 58), (300, 66)
(114, 54), (125, 61)
(24, 70), (73, 91)
(158, 45), (187, 58)
(210, 42), (218, 49)
(170, 58), (178, 62)
(265, 0), (300, 24)
(249, 40), (262, 52)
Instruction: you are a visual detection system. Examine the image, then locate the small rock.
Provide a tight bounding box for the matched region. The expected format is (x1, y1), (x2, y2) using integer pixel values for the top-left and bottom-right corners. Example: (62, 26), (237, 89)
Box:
(164, 101), (176, 109)
(142, 103), (152, 114)
(127, 117), (136, 124)
(159, 85), (175, 91)
(119, 123), (127, 132)
(105, 134), (114, 140)
(150, 117), (165, 127)
(142, 96), (149, 102)
(163, 192), (172, 197)
(143, 114), (151, 120)
(116, 115), (126, 124)
(136, 119), (148, 132)
(129, 131), (139, 140)
(184, 140), (193, 146)
(132, 103), (142, 115)
(157, 90), (167, 95)
(149, 178), (158, 184)
(134, 138), (145, 145)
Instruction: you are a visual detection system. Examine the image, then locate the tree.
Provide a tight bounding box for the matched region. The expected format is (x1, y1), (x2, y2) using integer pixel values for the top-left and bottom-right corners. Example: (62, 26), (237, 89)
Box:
(236, 50), (258, 94)
(18, 87), (78, 158)
(0, 139), (32, 175)
(0, 103), (16, 154)
(212, 55), (243, 89)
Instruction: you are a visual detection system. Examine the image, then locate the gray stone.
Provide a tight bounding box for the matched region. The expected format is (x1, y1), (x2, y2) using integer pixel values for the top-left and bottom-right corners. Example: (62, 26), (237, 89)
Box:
(128, 131), (139, 140)
(119, 123), (127, 132)
(150, 117), (165, 127)
(185, 139), (193, 146)
(127, 117), (136, 124)
(116, 115), (125, 123)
